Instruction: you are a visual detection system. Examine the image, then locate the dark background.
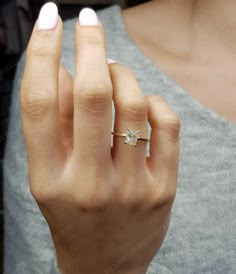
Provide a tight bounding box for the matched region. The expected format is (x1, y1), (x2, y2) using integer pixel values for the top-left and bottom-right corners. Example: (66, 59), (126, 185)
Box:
(0, 0), (148, 271)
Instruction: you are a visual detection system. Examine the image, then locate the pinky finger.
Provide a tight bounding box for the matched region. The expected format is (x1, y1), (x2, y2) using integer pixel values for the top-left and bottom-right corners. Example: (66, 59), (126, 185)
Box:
(146, 95), (181, 178)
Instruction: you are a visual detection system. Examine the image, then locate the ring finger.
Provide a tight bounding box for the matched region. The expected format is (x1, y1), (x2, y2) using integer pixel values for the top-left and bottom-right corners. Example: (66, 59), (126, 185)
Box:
(110, 64), (149, 172)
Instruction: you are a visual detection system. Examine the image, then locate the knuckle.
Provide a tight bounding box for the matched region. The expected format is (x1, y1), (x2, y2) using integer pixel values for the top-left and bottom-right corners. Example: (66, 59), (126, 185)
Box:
(21, 85), (55, 119)
(117, 97), (147, 121)
(74, 82), (112, 114)
(79, 29), (105, 49)
(151, 186), (176, 208)
(75, 191), (110, 211)
(30, 184), (56, 205)
(72, 173), (111, 211)
(27, 42), (55, 60)
(30, 185), (43, 202)
(150, 95), (181, 142)
(117, 193), (141, 209)
(116, 182), (147, 210)
(119, 195), (145, 210)
(28, 171), (60, 205)
(160, 115), (181, 142)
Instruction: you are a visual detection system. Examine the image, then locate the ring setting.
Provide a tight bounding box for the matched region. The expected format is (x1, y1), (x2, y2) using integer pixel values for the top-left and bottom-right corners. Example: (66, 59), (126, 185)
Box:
(112, 128), (150, 146)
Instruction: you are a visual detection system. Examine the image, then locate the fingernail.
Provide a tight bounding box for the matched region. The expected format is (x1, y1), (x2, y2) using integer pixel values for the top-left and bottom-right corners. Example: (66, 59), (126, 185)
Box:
(107, 58), (116, 64)
(38, 2), (58, 30)
(79, 8), (99, 26)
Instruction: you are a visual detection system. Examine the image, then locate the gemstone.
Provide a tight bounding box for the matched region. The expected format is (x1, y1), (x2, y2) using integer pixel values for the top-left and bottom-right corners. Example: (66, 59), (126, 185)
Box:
(124, 128), (140, 146)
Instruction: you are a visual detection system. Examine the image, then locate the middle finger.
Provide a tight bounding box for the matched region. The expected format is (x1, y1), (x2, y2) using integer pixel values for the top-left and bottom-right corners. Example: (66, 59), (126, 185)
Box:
(73, 8), (113, 165)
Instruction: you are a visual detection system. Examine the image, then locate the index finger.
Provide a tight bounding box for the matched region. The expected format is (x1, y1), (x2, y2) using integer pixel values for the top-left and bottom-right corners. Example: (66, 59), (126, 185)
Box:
(20, 3), (63, 174)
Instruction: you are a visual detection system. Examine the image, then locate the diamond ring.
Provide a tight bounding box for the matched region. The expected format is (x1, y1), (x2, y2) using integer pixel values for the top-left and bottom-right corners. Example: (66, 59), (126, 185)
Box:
(111, 128), (150, 146)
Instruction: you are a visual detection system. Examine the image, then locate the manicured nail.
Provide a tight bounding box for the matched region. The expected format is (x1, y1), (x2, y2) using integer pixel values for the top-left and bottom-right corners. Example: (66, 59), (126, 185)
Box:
(79, 8), (99, 26)
(107, 58), (116, 64)
(38, 2), (58, 30)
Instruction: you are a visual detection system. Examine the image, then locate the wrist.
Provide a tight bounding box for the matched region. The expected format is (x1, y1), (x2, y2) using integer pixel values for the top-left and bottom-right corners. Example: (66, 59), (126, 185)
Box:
(54, 243), (148, 274)
(55, 254), (147, 274)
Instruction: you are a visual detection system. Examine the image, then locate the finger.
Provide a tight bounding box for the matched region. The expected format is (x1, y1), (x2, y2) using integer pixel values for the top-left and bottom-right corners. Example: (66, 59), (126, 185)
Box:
(58, 65), (73, 150)
(73, 8), (113, 165)
(110, 64), (148, 172)
(146, 95), (181, 179)
(20, 3), (64, 173)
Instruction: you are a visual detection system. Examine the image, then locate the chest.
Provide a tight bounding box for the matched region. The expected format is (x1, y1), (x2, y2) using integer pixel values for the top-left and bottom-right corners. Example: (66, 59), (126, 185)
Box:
(166, 62), (236, 125)
(134, 39), (236, 125)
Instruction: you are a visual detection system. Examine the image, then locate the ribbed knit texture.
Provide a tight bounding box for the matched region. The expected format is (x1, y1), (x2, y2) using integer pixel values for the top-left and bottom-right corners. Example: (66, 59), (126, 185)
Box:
(3, 5), (236, 274)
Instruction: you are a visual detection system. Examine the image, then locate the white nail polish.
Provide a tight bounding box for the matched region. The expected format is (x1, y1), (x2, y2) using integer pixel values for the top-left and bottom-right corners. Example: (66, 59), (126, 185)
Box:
(38, 2), (58, 30)
(78, 8), (99, 26)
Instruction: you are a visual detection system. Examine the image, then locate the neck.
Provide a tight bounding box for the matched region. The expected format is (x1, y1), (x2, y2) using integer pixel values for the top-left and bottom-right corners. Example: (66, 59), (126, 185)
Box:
(124, 0), (236, 56)
(191, 0), (236, 49)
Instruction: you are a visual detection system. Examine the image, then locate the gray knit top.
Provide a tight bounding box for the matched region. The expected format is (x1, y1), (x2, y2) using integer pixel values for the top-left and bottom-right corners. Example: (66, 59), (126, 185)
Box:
(3, 5), (236, 274)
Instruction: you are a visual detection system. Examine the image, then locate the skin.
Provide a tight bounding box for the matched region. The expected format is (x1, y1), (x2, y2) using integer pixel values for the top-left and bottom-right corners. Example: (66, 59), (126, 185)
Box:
(20, 7), (180, 274)
(122, 0), (236, 124)
(20, 0), (236, 272)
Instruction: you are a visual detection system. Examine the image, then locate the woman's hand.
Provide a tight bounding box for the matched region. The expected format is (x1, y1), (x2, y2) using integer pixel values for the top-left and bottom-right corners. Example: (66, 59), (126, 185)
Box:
(20, 3), (180, 274)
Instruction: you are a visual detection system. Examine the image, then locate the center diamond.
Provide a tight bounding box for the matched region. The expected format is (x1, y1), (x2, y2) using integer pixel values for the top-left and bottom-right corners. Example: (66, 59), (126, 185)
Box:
(124, 128), (141, 146)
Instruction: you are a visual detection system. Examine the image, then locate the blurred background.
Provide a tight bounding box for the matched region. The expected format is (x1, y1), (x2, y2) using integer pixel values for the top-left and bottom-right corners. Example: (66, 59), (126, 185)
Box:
(0, 0), (151, 271)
